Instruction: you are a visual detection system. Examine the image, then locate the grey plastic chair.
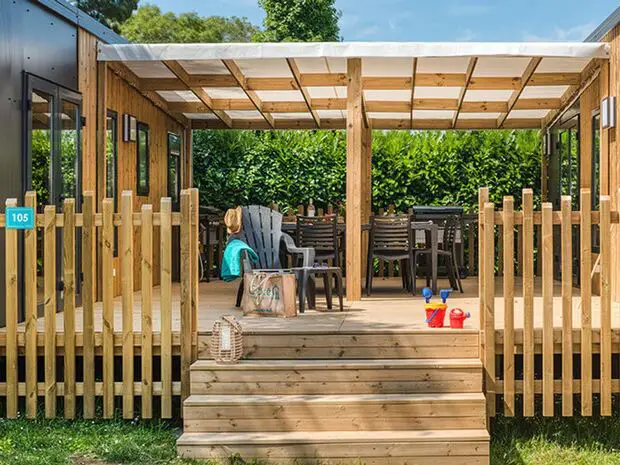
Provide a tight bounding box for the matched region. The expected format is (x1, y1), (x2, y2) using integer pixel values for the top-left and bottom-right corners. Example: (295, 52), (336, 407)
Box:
(230, 205), (315, 307)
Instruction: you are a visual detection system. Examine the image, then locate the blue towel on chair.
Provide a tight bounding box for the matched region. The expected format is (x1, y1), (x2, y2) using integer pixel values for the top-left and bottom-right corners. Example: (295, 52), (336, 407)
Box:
(221, 239), (259, 282)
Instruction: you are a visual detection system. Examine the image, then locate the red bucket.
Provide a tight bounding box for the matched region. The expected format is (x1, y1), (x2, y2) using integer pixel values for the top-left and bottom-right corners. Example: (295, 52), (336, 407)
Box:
(450, 308), (470, 329)
(425, 303), (447, 328)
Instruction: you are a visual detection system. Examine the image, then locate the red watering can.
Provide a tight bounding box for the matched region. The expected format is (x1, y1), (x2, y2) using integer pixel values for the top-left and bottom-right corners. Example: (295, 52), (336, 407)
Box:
(449, 308), (470, 329)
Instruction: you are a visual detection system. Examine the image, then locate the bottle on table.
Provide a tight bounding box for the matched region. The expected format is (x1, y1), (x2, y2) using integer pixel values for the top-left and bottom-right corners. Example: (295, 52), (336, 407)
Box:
(307, 198), (315, 217)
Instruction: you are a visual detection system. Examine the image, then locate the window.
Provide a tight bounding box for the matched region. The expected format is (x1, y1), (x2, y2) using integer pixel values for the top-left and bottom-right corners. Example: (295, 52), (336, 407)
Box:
(167, 133), (182, 205)
(136, 122), (149, 196)
(106, 111), (118, 201)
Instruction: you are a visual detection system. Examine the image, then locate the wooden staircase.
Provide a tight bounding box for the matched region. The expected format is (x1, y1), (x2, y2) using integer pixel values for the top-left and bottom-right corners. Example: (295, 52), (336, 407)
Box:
(178, 329), (489, 464)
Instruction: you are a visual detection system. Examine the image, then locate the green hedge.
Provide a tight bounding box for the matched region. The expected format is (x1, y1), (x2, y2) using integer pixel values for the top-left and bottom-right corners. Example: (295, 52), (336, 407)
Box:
(192, 129), (541, 213)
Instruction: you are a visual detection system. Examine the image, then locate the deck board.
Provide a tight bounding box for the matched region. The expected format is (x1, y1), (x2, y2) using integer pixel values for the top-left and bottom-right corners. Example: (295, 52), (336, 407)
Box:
(3, 276), (617, 334)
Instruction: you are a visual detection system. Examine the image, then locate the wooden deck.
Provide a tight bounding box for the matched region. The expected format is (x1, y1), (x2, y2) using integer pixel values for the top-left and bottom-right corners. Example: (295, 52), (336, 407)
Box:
(6, 275), (617, 336)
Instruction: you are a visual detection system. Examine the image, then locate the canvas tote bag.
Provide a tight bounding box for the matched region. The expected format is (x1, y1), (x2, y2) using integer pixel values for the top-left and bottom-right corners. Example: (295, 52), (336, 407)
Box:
(243, 271), (297, 317)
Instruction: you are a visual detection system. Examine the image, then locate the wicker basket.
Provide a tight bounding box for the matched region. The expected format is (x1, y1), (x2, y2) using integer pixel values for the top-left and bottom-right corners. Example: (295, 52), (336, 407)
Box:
(210, 315), (243, 364)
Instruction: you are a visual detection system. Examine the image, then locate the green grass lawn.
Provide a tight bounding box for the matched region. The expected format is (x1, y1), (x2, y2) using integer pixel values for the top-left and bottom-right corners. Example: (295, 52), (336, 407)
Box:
(2, 415), (620, 465)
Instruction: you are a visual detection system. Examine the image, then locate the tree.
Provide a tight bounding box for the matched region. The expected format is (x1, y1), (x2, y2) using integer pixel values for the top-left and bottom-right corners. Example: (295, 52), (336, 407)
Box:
(71, 0), (138, 32)
(254, 0), (341, 42)
(120, 4), (258, 43)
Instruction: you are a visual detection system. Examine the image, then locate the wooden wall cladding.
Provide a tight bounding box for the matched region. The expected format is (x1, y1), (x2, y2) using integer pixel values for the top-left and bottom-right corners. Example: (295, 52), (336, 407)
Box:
(78, 29), (187, 295)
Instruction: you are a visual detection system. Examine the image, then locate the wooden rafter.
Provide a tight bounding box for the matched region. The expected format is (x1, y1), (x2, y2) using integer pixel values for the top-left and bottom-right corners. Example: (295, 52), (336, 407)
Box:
(452, 57), (478, 129)
(222, 59), (274, 128)
(497, 57), (542, 128)
(162, 60), (232, 128)
(107, 61), (188, 126)
(410, 58), (417, 130)
(287, 58), (321, 128)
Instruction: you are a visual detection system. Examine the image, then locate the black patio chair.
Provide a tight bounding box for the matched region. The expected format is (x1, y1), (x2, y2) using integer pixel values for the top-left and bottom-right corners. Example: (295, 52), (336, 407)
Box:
(413, 215), (463, 293)
(365, 214), (415, 296)
(295, 214), (340, 267)
(230, 205), (315, 307)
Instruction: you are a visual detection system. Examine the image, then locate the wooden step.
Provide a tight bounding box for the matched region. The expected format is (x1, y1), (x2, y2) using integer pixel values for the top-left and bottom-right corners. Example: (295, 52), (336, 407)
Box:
(177, 429), (490, 464)
(190, 358), (483, 395)
(198, 329), (479, 359)
(183, 393), (486, 432)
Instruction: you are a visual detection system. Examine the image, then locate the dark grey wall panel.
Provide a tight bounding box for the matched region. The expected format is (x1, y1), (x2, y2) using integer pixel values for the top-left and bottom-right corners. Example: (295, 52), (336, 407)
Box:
(0, 0), (79, 325)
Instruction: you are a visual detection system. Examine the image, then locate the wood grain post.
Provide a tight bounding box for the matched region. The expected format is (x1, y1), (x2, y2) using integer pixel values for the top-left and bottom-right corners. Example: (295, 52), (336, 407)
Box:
(522, 188), (535, 416)
(345, 57), (363, 301)
(44, 205), (57, 418)
(82, 191), (96, 418)
(102, 198), (115, 418)
(160, 198), (173, 418)
(5, 199), (18, 418)
(600, 195), (612, 415)
(502, 197), (514, 416)
(63, 199), (76, 419)
(542, 202), (554, 416)
(24, 191), (38, 418)
(580, 188), (592, 416)
(478, 188), (489, 332)
(121, 191), (135, 418)
(190, 188), (199, 360)
(483, 201), (495, 418)
(180, 190), (192, 403)
(560, 196), (573, 416)
(141, 204), (153, 418)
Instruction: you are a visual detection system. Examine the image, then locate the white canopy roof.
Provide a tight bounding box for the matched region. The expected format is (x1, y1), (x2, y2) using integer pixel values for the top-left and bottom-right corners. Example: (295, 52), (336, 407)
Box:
(98, 41), (609, 130)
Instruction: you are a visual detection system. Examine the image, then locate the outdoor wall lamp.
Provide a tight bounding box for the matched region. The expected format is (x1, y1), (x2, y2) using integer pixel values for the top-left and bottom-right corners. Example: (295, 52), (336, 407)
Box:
(601, 96), (616, 129)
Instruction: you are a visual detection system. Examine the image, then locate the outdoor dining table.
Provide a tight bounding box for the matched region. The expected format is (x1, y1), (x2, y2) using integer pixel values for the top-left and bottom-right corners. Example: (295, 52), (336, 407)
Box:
(282, 220), (441, 294)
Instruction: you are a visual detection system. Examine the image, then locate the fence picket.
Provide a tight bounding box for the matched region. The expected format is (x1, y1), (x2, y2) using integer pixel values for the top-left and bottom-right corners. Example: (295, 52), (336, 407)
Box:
(24, 191), (38, 418)
(102, 198), (115, 418)
(560, 196), (573, 416)
(580, 189), (592, 416)
(502, 197), (514, 416)
(522, 188), (534, 416)
(82, 192), (96, 418)
(180, 190), (192, 403)
(44, 205), (57, 418)
(483, 202), (495, 417)
(141, 204), (154, 418)
(600, 195), (612, 415)
(542, 202), (554, 416)
(160, 198), (173, 418)
(63, 198), (76, 419)
(5, 199), (18, 418)
(121, 191), (135, 418)
(190, 188), (199, 360)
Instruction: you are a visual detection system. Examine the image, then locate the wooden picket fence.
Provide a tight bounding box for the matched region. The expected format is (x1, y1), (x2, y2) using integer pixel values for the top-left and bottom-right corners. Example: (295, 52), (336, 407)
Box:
(479, 187), (620, 417)
(1, 188), (199, 419)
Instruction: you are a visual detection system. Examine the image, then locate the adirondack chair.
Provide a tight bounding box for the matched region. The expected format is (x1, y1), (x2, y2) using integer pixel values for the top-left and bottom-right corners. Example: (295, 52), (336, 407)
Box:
(231, 205), (315, 307)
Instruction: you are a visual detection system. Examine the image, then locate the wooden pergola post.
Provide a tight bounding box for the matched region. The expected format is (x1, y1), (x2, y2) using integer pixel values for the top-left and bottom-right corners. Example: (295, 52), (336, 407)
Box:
(346, 58), (364, 301)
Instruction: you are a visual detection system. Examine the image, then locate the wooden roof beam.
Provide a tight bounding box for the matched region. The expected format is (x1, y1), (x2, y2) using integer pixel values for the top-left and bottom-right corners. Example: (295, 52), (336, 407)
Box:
(452, 57), (478, 128)
(222, 59), (274, 128)
(170, 97), (565, 114)
(107, 61), (188, 127)
(497, 57), (542, 128)
(162, 60), (232, 127)
(410, 58), (418, 129)
(287, 58), (320, 128)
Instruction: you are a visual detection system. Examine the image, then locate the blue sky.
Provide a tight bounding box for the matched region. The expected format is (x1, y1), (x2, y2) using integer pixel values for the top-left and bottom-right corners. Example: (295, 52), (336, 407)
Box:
(141, 0), (619, 41)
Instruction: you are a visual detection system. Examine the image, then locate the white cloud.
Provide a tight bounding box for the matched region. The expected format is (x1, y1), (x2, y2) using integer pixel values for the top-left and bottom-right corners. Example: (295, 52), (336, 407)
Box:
(355, 25), (382, 39)
(522, 22), (596, 41)
(456, 28), (478, 41)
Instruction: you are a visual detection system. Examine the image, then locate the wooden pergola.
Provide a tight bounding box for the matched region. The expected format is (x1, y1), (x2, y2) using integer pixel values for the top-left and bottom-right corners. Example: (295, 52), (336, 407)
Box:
(98, 41), (609, 300)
